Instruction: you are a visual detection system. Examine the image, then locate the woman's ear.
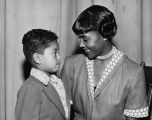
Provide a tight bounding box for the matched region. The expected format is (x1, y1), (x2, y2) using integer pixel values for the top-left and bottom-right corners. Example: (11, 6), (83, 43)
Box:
(103, 38), (107, 41)
(33, 53), (42, 64)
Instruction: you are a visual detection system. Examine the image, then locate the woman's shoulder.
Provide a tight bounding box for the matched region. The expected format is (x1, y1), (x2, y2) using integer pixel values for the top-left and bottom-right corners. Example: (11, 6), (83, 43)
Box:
(123, 56), (141, 68)
(65, 54), (85, 64)
(122, 56), (143, 73)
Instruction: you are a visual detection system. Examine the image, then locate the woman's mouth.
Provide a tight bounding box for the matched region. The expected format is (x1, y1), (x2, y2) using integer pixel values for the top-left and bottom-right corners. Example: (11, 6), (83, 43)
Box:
(83, 48), (90, 54)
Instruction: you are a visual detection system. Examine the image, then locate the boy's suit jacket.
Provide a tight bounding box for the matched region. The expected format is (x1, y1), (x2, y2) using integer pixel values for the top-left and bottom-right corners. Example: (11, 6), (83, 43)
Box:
(15, 75), (70, 120)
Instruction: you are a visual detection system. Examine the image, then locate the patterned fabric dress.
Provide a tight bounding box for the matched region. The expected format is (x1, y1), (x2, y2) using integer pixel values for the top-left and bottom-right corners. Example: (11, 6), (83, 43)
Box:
(61, 48), (148, 120)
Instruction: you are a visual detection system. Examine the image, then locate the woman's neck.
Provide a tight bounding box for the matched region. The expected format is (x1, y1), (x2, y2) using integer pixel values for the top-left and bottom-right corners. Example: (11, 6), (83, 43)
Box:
(97, 42), (113, 59)
(103, 43), (113, 55)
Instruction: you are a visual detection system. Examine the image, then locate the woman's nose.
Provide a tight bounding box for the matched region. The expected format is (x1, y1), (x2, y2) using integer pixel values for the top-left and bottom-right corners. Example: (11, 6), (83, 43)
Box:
(80, 39), (85, 48)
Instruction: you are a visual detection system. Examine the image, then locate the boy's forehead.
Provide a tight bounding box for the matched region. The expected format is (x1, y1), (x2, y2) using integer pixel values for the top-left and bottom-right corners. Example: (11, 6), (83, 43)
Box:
(49, 41), (59, 49)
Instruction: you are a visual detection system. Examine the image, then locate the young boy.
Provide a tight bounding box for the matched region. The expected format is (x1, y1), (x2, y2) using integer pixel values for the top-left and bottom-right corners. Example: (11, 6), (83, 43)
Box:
(15, 29), (70, 120)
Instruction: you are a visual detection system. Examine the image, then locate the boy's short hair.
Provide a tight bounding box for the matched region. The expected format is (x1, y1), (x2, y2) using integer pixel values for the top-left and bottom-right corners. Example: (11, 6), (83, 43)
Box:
(22, 29), (58, 66)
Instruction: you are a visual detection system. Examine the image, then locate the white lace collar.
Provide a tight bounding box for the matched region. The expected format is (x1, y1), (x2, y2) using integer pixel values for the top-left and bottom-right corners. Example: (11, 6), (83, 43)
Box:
(86, 46), (124, 99)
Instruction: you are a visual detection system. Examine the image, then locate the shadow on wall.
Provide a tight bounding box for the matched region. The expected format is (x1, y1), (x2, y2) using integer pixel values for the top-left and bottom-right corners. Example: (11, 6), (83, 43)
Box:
(22, 60), (32, 81)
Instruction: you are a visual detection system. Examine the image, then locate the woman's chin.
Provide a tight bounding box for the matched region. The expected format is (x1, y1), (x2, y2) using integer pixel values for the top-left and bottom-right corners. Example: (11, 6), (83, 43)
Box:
(86, 54), (96, 60)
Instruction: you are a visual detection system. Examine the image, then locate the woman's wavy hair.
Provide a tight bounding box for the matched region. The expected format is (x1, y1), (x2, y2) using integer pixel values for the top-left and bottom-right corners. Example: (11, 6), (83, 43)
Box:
(72, 5), (117, 40)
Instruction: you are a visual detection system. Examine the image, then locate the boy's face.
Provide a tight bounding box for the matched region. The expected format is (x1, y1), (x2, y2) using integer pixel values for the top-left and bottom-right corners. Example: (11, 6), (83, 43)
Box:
(39, 41), (61, 74)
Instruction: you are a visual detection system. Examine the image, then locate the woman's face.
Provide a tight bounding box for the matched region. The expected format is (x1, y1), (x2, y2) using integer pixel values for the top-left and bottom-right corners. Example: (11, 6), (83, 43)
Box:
(78, 31), (105, 60)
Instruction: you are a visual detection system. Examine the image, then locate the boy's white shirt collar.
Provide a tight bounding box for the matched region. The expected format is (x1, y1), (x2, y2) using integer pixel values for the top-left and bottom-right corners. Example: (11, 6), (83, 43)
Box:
(30, 68), (54, 85)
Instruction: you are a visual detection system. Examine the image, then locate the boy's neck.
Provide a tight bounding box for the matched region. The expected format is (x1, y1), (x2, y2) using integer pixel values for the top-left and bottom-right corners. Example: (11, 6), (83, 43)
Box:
(33, 67), (53, 76)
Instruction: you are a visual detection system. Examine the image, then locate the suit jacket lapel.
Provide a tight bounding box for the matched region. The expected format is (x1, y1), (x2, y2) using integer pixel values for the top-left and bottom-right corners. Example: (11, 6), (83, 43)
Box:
(94, 56), (125, 98)
(41, 83), (66, 119)
(65, 89), (70, 118)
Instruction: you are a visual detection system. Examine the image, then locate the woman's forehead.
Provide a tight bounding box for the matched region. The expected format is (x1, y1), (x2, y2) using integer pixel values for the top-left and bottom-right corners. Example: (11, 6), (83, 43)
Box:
(78, 31), (100, 38)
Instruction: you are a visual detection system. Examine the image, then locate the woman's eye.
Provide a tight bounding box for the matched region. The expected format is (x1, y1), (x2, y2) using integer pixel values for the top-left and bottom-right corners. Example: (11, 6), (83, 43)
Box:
(83, 39), (87, 42)
(79, 37), (87, 42)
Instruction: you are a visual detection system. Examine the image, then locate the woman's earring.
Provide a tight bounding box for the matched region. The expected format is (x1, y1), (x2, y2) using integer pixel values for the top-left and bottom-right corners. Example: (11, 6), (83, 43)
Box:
(103, 38), (107, 41)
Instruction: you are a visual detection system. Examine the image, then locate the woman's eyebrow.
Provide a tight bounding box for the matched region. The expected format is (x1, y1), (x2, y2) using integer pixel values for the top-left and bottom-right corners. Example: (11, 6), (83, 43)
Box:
(79, 35), (86, 38)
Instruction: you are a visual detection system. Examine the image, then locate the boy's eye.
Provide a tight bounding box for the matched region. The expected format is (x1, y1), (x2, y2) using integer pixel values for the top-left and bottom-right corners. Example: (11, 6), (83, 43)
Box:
(54, 51), (58, 56)
(50, 51), (57, 55)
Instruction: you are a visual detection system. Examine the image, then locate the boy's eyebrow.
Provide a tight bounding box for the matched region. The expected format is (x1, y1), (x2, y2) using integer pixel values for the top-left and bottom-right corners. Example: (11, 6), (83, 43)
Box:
(53, 48), (59, 51)
(50, 48), (58, 54)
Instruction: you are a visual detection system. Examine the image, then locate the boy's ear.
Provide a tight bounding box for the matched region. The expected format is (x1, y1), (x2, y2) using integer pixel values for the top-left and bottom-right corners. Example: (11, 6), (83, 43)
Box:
(33, 53), (42, 64)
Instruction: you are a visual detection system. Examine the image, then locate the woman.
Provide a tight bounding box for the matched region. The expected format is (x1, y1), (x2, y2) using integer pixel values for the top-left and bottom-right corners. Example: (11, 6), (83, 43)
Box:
(61, 5), (148, 120)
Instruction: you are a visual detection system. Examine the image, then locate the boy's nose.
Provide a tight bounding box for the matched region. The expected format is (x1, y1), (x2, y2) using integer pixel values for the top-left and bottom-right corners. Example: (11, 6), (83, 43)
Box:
(57, 53), (61, 63)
